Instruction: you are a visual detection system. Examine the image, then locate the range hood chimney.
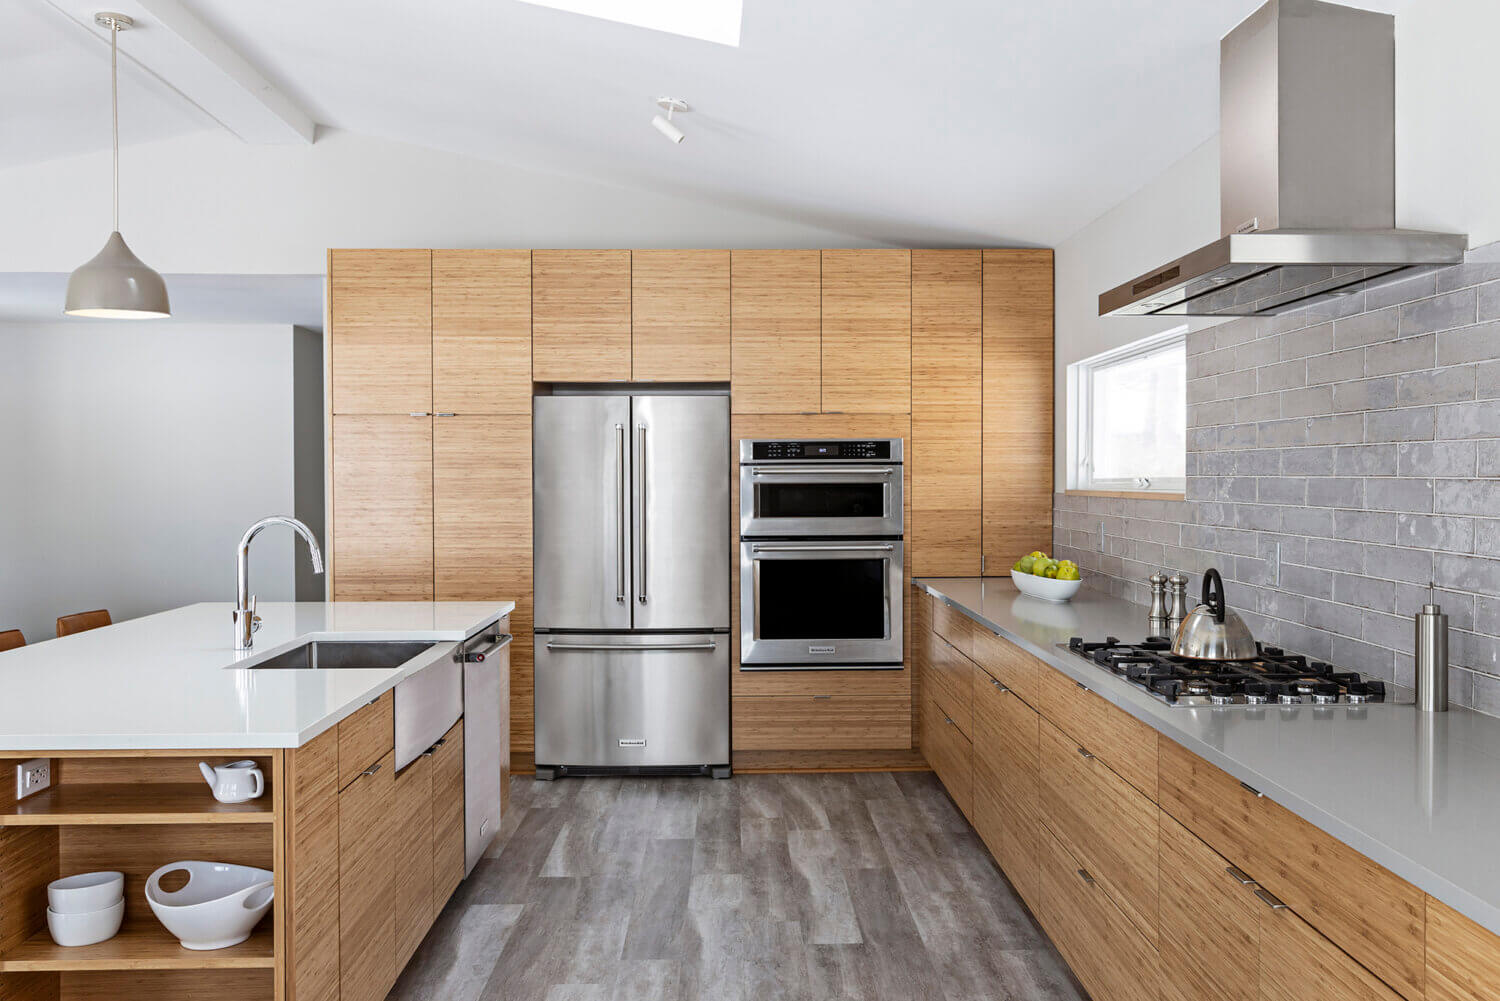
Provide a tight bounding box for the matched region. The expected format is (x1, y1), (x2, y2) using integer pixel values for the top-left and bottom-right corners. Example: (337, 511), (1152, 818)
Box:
(1100, 0), (1466, 318)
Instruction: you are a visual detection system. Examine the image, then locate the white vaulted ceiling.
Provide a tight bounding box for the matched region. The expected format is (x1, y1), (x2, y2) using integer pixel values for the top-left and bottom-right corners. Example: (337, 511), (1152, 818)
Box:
(8, 0), (1414, 246)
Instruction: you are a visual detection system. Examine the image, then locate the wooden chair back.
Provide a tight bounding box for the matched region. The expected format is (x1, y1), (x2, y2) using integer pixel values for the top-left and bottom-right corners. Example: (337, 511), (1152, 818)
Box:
(56, 609), (112, 637)
(0, 629), (23, 652)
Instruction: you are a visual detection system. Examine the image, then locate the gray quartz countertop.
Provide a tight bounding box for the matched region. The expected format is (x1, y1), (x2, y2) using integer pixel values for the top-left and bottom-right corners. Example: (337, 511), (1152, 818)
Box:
(915, 575), (1500, 936)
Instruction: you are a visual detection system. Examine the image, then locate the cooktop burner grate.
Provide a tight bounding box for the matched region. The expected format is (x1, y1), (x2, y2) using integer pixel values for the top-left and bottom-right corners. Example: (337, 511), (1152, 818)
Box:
(1063, 636), (1391, 707)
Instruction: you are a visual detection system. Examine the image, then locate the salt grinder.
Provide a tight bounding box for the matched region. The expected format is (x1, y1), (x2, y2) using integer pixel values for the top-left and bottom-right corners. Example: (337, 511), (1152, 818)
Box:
(1415, 603), (1449, 712)
(1148, 572), (1170, 638)
(1166, 573), (1191, 634)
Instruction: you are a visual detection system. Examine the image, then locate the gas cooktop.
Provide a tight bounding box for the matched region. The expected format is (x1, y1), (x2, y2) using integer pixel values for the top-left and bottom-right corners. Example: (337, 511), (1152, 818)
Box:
(1063, 636), (1407, 708)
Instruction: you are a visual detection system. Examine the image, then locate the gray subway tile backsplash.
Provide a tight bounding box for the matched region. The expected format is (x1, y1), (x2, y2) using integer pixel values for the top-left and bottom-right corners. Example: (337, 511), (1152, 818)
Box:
(1054, 244), (1500, 716)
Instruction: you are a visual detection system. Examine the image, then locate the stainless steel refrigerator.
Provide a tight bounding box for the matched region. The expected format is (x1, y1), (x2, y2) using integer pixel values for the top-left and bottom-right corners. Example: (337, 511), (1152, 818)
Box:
(532, 393), (730, 779)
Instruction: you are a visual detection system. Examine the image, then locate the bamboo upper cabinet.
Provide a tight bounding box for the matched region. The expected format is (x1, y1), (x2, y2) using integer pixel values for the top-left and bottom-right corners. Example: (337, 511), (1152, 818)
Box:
(982, 249), (1054, 568)
(731, 250), (822, 413)
(632, 250), (730, 381)
(821, 249), (911, 413)
(912, 249), (982, 575)
(532, 249), (632, 382)
(433, 249), (532, 414)
(330, 249), (433, 414)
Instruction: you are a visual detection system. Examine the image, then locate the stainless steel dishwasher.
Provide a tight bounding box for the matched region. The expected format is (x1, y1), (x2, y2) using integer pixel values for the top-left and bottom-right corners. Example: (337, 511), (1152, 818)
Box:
(460, 627), (512, 873)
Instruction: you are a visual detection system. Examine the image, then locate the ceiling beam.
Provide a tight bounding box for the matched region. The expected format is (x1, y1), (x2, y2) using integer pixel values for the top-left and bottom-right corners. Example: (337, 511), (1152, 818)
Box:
(44, 0), (316, 145)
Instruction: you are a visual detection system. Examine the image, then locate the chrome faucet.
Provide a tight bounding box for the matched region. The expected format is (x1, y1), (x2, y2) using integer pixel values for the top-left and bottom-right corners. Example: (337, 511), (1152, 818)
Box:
(235, 516), (325, 650)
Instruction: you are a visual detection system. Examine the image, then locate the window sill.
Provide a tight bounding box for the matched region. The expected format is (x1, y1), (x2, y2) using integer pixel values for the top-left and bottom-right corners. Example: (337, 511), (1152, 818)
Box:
(1065, 489), (1186, 502)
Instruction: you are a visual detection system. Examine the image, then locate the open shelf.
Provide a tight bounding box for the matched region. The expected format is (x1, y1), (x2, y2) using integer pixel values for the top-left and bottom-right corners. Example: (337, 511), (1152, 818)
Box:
(0, 784), (274, 826)
(0, 921), (273, 972)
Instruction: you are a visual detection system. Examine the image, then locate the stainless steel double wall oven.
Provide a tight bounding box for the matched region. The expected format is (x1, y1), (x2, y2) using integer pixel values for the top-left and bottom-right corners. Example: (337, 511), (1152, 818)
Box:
(739, 439), (904, 669)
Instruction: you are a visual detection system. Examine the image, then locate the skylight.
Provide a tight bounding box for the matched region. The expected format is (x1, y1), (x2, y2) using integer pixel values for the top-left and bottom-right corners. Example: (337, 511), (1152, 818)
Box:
(516, 0), (743, 46)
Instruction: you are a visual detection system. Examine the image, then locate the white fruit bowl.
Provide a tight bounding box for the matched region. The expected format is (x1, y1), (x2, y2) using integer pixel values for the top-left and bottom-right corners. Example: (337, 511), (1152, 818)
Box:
(145, 861), (274, 950)
(1011, 568), (1083, 603)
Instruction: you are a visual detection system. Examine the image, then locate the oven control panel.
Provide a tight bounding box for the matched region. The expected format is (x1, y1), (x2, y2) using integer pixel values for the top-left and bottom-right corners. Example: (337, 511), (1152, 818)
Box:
(748, 440), (895, 461)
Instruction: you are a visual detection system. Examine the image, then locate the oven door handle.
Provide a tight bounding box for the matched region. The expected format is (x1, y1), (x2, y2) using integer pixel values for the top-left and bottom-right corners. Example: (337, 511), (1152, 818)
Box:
(749, 466), (895, 476)
(750, 543), (897, 553)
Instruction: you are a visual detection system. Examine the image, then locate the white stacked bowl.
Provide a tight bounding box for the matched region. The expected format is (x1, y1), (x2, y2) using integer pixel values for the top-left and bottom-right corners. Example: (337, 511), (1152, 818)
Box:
(46, 872), (125, 947)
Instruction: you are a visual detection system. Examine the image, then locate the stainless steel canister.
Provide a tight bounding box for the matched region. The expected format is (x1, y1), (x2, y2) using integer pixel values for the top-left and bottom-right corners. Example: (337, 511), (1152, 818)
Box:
(1415, 603), (1449, 712)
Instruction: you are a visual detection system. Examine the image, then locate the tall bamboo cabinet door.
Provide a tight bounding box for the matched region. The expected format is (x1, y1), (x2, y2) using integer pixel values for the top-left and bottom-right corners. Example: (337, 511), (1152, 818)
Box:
(632, 249), (729, 381)
(332, 415), (434, 599)
(433, 250), (532, 414)
(330, 249), (432, 414)
(532, 249), (631, 381)
(339, 750), (395, 1001)
(730, 250), (821, 413)
(392, 753), (433, 968)
(912, 249), (982, 576)
(821, 249), (911, 413)
(982, 249), (1053, 569)
(434, 415), (531, 758)
(1427, 896), (1500, 1001)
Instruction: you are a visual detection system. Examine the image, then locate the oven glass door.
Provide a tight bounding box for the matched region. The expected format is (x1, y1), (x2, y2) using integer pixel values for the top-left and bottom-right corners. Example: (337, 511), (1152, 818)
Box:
(740, 541), (904, 668)
(740, 464), (903, 538)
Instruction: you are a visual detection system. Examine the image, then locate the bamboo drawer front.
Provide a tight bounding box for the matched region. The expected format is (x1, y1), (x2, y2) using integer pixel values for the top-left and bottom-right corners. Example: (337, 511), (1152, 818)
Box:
(337, 692), (393, 792)
(1033, 663), (1157, 801)
(732, 696), (911, 751)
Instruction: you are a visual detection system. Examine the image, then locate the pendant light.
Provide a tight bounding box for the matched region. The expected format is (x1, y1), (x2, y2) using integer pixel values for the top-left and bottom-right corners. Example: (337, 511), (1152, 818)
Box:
(65, 12), (170, 319)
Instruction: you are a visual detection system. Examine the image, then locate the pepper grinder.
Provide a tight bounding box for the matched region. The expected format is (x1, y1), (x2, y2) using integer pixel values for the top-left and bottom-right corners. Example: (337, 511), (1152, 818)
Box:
(1147, 572), (1170, 638)
(1166, 573), (1191, 635)
(1415, 603), (1449, 712)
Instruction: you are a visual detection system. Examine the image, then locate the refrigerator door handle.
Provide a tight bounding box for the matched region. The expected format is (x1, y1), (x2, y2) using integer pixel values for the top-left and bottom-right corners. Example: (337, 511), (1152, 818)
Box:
(636, 421), (648, 605)
(615, 422), (627, 603)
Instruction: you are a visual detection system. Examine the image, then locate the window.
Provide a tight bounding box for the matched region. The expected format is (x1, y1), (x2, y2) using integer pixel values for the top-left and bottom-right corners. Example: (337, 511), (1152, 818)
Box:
(1067, 328), (1186, 493)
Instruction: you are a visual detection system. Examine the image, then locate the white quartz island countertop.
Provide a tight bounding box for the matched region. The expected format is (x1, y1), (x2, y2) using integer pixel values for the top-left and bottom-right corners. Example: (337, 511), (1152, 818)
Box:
(915, 576), (1500, 937)
(0, 601), (513, 751)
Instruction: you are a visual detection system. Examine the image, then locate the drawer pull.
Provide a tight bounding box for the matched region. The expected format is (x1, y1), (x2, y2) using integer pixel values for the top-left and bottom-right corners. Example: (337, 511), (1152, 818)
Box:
(1077, 747), (1095, 761)
(1254, 887), (1288, 910)
(360, 763), (382, 778)
(1075, 681), (1089, 692)
(1225, 865), (1257, 886)
(812, 695), (831, 700)
(989, 678), (1009, 693)
(944, 716), (955, 726)
(1239, 780), (1264, 798)
(1076, 868), (1096, 886)
(420, 737), (448, 757)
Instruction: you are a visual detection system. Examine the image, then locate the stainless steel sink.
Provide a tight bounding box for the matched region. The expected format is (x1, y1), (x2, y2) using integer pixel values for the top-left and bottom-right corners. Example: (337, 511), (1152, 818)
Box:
(244, 640), (438, 670)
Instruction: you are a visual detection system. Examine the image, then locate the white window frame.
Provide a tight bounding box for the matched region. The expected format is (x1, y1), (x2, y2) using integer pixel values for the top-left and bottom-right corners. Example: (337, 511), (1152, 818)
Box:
(1067, 326), (1188, 494)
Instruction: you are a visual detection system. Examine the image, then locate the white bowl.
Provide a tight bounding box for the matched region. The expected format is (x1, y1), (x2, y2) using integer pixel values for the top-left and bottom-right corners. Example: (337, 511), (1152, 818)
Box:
(145, 861), (274, 950)
(47, 898), (123, 947)
(48, 871), (124, 914)
(1011, 568), (1083, 603)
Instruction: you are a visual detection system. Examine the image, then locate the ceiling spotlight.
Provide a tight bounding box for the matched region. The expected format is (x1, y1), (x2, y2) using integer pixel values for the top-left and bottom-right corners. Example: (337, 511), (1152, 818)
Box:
(652, 98), (689, 144)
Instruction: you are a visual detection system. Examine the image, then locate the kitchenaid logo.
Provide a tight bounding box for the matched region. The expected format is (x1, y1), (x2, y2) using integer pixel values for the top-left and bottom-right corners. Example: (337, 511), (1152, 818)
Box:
(809, 645), (836, 655)
(618, 738), (647, 748)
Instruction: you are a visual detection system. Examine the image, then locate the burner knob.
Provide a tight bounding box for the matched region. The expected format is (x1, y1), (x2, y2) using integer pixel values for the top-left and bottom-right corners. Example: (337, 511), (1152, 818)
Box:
(1312, 692), (1339, 705)
(1346, 692), (1370, 704)
(1246, 693), (1269, 705)
(1278, 693), (1302, 705)
(1210, 693), (1235, 706)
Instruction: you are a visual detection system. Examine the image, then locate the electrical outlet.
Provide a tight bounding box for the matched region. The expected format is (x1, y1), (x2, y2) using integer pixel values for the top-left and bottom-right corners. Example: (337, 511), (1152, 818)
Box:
(15, 758), (51, 800)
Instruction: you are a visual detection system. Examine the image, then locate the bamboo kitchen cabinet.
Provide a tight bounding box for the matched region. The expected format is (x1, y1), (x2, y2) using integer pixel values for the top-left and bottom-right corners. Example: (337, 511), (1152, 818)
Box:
(330, 415), (435, 601)
(819, 249), (911, 414)
(531, 249), (632, 382)
(729, 250), (822, 413)
(631, 250), (730, 382)
(433, 249), (533, 415)
(912, 249), (983, 576)
(329, 248), (433, 415)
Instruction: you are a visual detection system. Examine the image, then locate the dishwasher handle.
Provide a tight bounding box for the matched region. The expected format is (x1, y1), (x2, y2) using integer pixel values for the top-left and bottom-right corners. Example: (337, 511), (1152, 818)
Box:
(459, 633), (514, 663)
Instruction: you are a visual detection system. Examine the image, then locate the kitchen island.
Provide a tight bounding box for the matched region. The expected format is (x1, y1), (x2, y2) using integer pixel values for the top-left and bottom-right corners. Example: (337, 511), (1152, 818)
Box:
(0, 599), (513, 1001)
(914, 576), (1500, 1001)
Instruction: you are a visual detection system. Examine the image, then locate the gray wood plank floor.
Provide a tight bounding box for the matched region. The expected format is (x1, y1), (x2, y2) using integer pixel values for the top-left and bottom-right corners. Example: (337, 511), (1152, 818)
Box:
(388, 771), (1087, 1001)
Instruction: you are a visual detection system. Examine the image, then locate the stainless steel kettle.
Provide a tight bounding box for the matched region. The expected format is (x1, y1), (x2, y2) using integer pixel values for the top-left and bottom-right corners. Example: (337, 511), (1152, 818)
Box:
(1171, 568), (1257, 660)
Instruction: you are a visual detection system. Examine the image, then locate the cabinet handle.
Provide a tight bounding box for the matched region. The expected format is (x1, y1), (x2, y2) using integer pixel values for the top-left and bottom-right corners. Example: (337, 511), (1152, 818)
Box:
(989, 678), (1009, 693)
(1076, 868), (1096, 886)
(421, 737), (448, 757)
(1077, 747), (1095, 761)
(1240, 781), (1264, 798)
(1225, 865), (1257, 886)
(408, 412), (430, 418)
(360, 763), (382, 778)
(1254, 887), (1288, 910)
(813, 695), (831, 700)
(944, 716), (955, 726)
(1075, 681), (1089, 692)
(433, 412), (456, 418)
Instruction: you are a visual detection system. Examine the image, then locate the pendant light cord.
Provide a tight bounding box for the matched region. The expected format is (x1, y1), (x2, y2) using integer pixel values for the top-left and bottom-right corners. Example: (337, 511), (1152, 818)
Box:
(110, 19), (119, 233)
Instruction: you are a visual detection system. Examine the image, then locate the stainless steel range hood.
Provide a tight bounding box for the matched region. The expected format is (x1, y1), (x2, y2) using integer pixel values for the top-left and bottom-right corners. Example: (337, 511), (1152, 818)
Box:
(1100, 0), (1466, 318)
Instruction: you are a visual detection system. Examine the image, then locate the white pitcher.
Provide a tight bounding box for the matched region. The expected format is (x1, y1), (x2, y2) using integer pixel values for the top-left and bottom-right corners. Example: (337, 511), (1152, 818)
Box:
(198, 759), (265, 804)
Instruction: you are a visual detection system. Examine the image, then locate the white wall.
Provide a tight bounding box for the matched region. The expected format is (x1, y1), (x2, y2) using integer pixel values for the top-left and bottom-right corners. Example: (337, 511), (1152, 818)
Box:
(0, 129), (879, 277)
(1052, 0), (1500, 490)
(0, 323), (316, 642)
